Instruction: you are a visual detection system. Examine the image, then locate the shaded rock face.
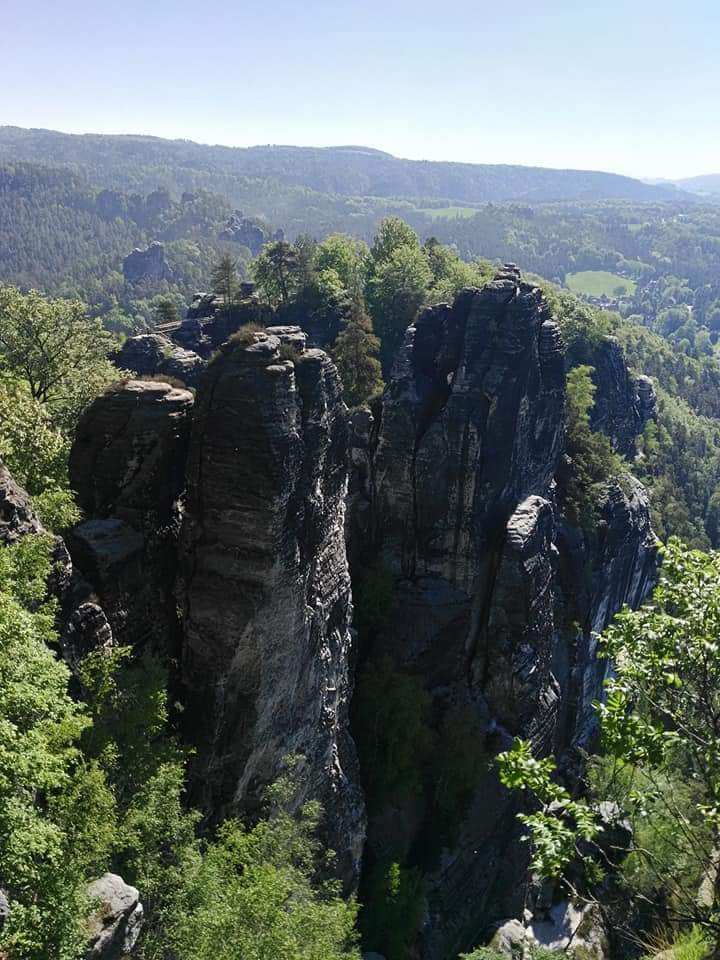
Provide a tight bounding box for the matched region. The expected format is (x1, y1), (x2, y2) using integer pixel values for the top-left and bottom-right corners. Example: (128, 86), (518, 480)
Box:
(113, 334), (206, 388)
(583, 338), (656, 459)
(178, 332), (365, 883)
(350, 274), (657, 959)
(122, 240), (173, 284)
(0, 460), (43, 545)
(68, 380), (194, 649)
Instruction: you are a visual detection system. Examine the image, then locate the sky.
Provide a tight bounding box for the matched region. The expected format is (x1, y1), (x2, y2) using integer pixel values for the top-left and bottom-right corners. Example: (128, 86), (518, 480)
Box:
(1, 0), (719, 180)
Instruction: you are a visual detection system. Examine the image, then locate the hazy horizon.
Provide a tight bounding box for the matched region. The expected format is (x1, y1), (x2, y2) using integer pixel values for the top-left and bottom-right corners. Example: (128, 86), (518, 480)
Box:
(3, 0), (720, 181)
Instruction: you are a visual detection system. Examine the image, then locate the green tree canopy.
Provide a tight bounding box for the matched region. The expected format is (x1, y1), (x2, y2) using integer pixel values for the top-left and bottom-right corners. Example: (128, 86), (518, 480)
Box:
(332, 308), (384, 407)
(498, 540), (720, 952)
(0, 286), (117, 430)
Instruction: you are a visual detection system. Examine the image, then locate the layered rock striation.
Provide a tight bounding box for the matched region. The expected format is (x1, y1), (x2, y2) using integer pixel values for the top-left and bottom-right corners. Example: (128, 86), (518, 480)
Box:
(349, 269), (658, 958)
(178, 330), (365, 881)
(68, 380), (194, 650)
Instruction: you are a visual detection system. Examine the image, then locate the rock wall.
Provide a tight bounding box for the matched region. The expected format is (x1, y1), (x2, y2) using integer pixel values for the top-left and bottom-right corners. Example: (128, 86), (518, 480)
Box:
(349, 270), (658, 959)
(68, 380), (194, 650)
(178, 331), (365, 882)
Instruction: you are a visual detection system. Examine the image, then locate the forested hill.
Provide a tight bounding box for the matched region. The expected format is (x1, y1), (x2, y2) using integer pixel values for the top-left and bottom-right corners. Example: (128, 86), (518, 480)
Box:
(0, 125), (689, 204)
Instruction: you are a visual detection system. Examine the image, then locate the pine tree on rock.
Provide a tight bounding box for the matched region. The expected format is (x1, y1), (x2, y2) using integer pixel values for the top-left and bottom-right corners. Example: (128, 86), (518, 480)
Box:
(211, 253), (240, 313)
(333, 307), (384, 407)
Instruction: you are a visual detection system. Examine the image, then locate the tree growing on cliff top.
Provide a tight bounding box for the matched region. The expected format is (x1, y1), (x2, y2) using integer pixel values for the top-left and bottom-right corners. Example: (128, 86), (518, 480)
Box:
(210, 253), (240, 311)
(332, 308), (384, 407)
(498, 539), (720, 952)
(252, 240), (302, 304)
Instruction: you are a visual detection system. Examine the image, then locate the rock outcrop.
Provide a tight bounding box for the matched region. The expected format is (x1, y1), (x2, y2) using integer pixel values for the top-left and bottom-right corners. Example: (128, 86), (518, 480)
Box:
(68, 380), (194, 649)
(113, 334), (206, 388)
(349, 271), (658, 959)
(175, 290), (272, 357)
(585, 337), (656, 458)
(178, 331), (365, 882)
(219, 211), (284, 253)
(52, 267), (659, 953)
(0, 460), (43, 545)
(122, 241), (173, 284)
(86, 873), (144, 959)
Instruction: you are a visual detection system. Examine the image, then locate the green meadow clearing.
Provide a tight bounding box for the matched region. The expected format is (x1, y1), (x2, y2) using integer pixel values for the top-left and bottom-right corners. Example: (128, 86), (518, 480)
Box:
(415, 205), (479, 219)
(565, 270), (637, 298)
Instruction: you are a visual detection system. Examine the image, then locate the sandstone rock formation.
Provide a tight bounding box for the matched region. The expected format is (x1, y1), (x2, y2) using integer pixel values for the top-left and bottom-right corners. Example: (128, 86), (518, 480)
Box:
(219, 211), (284, 253)
(54, 266), (660, 953)
(585, 337), (656, 459)
(86, 873), (144, 959)
(175, 289), (272, 357)
(349, 270), (658, 958)
(68, 380), (194, 649)
(0, 460), (43, 544)
(113, 334), (206, 388)
(178, 330), (365, 882)
(122, 241), (173, 284)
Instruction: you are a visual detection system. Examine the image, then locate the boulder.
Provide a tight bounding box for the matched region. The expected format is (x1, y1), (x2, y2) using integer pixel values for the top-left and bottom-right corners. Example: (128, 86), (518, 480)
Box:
(113, 334), (206, 388)
(86, 873), (143, 959)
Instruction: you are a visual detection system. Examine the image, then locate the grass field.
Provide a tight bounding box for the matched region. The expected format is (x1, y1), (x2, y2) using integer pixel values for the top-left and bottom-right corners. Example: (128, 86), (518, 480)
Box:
(415, 206), (479, 220)
(565, 270), (637, 298)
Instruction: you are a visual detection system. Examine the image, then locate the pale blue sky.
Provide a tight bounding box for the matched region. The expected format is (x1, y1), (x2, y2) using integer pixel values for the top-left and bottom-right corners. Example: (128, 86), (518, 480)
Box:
(1, 0), (719, 179)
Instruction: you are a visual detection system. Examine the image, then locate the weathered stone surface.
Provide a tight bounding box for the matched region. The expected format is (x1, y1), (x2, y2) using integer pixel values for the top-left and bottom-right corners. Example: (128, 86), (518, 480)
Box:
(113, 334), (206, 388)
(265, 324), (308, 353)
(122, 240), (173, 284)
(0, 460), (43, 545)
(62, 600), (114, 673)
(179, 332), (365, 883)
(530, 901), (609, 960)
(555, 476), (658, 754)
(585, 338), (655, 459)
(70, 380), (193, 526)
(372, 279), (565, 587)
(86, 873), (144, 959)
(349, 274), (658, 959)
(68, 380), (193, 649)
(177, 295), (272, 357)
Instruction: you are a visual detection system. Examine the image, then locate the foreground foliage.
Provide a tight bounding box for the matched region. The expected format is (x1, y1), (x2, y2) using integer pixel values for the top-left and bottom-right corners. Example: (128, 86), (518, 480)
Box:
(499, 540), (720, 952)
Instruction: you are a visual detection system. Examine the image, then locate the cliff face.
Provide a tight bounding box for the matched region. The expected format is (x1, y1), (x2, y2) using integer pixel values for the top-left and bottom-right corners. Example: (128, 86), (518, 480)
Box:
(67, 340), (365, 883)
(586, 337), (656, 458)
(68, 380), (194, 650)
(178, 330), (365, 882)
(59, 268), (658, 953)
(350, 271), (658, 958)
